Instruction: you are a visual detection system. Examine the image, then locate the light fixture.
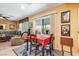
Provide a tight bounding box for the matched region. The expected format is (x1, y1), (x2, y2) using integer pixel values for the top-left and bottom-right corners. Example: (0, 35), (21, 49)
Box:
(21, 3), (32, 9)
(21, 4), (25, 9)
(0, 17), (4, 19)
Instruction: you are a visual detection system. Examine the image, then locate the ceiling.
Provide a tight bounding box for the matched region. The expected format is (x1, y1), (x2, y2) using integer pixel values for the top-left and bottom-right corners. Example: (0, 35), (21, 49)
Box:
(0, 3), (61, 20)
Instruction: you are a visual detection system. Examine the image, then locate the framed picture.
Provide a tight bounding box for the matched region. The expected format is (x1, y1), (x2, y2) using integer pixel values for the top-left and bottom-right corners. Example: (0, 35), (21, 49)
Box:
(61, 11), (70, 23)
(9, 24), (15, 30)
(61, 24), (70, 36)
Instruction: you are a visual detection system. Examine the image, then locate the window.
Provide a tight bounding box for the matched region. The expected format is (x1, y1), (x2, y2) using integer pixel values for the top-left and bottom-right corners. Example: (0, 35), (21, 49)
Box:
(42, 17), (50, 34)
(28, 22), (33, 29)
(35, 19), (42, 34)
(19, 22), (28, 33)
(35, 16), (51, 34)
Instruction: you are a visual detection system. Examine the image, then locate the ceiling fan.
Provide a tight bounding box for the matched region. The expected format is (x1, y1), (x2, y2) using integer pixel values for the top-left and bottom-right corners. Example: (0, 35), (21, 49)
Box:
(0, 14), (13, 20)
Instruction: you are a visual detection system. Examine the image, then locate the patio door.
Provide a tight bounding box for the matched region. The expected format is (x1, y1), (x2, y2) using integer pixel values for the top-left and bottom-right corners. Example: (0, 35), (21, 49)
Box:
(42, 14), (56, 34)
(35, 19), (42, 34)
(28, 22), (33, 34)
(42, 17), (50, 34)
(19, 22), (28, 33)
(35, 16), (51, 34)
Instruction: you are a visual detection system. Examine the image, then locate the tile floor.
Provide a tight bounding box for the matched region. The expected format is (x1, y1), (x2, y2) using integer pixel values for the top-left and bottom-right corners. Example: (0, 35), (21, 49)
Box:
(0, 41), (20, 56)
(0, 41), (79, 56)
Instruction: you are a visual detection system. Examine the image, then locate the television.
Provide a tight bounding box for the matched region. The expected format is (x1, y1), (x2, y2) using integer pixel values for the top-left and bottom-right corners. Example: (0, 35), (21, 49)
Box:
(0, 25), (3, 30)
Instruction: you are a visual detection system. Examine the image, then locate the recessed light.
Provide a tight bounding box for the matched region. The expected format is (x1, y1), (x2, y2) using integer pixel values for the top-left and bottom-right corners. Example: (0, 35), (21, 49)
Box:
(21, 4), (25, 9)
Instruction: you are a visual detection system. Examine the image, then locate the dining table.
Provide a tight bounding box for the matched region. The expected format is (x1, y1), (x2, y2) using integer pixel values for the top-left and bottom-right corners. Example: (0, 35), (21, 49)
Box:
(24, 34), (55, 56)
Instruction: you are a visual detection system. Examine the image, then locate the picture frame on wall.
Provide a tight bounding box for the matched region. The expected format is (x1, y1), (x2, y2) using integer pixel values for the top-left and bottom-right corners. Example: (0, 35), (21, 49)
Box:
(61, 11), (70, 23)
(61, 24), (70, 36)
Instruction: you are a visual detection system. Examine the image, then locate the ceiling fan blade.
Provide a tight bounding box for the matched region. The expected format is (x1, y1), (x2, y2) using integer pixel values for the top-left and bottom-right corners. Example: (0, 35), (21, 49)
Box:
(5, 17), (10, 18)
(3, 17), (8, 20)
(4, 16), (13, 18)
(0, 13), (14, 19)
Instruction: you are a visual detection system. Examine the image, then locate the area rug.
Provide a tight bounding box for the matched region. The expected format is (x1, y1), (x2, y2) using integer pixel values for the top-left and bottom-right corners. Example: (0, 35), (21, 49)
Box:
(12, 43), (71, 56)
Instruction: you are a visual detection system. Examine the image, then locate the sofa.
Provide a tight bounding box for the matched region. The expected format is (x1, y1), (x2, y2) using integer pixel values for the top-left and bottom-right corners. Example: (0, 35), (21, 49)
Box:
(11, 35), (24, 46)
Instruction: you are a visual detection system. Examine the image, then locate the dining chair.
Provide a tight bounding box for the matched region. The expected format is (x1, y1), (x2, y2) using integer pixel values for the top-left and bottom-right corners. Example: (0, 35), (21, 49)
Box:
(21, 32), (28, 39)
(21, 32), (28, 51)
(29, 34), (42, 55)
(30, 34), (54, 56)
(45, 34), (54, 56)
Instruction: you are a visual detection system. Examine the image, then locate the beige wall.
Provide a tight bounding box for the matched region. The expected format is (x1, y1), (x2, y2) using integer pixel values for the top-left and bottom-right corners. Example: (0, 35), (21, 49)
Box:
(29, 4), (79, 54)
(0, 19), (19, 31)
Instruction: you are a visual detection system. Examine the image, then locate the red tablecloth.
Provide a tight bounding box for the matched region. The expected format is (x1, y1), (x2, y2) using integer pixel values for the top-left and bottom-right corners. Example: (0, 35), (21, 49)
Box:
(25, 34), (54, 48)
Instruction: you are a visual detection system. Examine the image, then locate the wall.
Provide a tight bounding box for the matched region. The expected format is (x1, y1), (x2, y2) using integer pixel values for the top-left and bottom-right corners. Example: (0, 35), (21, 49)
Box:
(0, 19), (19, 31)
(29, 4), (79, 54)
